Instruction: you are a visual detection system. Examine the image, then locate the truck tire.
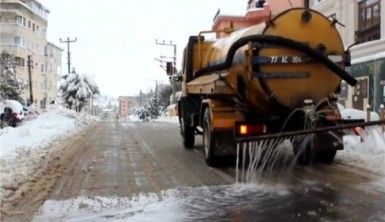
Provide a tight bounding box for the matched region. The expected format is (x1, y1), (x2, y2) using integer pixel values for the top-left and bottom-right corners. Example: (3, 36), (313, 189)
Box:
(314, 149), (337, 164)
(181, 117), (195, 149)
(203, 109), (218, 167)
(292, 136), (314, 165)
(293, 135), (338, 165)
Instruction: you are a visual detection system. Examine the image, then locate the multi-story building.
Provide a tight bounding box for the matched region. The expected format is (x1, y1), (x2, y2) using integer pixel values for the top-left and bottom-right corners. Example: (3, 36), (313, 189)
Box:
(0, 0), (62, 108)
(213, 0), (304, 38)
(118, 96), (134, 117)
(310, 0), (385, 111)
(44, 42), (62, 105)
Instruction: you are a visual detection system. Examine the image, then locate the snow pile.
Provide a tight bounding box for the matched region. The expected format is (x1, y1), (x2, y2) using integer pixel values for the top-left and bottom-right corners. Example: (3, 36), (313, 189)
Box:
(338, 127), (385, 175)
(0, 105), (97, 158)
(0, 105), (98, 204)
(340, 108), (380, 121)
(336, 104), (385, 175)
(0, 99), (23, 114)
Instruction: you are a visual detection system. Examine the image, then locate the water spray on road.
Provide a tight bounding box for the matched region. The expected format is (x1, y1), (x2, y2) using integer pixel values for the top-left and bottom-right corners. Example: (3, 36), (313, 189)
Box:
(235, 138), (296, 183)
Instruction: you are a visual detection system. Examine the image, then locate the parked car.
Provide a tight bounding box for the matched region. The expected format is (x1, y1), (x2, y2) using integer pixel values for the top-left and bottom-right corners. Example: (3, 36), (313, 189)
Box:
(22, 105), (40, 120)
(0, 100), (24, 127)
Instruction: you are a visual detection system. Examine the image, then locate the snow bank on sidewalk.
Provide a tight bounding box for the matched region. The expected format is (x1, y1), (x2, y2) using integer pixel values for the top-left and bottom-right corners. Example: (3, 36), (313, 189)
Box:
(124, 115), (179, 124)
(0, 105), (98, 203)
(0, 105), (98, 158)
(338, 127), (385, 175)
(151, 116), (179, 124)
(336, 104), (385, 175)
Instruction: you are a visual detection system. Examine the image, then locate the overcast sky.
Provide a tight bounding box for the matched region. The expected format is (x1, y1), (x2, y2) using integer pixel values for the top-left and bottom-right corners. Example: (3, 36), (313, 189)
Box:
(39, 0), (246, 97)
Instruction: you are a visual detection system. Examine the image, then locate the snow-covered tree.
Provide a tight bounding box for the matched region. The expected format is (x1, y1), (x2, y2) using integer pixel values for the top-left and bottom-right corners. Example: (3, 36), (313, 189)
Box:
(0, 51), (26, 101)
(134, 88), (164, 120)
(59, 70), (100, 112)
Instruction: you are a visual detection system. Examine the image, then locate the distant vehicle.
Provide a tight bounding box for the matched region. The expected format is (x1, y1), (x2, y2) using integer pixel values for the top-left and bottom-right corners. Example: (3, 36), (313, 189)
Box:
(0, 100), (24, 127)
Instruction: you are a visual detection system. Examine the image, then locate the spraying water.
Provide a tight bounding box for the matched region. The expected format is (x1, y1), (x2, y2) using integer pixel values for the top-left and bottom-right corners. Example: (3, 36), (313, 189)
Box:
(235, 138), (295, 183)
(235, 124), (385, 184)
(234, 99), (351, 183)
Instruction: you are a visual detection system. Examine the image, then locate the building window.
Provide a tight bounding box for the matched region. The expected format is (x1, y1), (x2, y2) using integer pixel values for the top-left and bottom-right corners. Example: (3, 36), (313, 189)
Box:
(15, 16), (23, 26)
(356, 0), (381, 43)
(14, 36), (24, 46)
(28, 20), (31, 28)
(32, 23), (35, 31)
(15, 57), (25, 67)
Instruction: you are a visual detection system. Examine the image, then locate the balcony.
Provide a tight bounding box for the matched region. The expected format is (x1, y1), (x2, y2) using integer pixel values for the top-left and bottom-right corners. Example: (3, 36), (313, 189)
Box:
(0, 22), (22, 33)
(355, 24), (381, 44)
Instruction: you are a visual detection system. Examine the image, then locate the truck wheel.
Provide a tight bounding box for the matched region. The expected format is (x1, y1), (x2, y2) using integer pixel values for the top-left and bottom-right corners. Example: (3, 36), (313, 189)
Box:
(181, 117), (195, 149)
(293, 135), (338, 165)
(292, 136), (314, 165)
(312, 132), (339, 164)
(203, 109), (218, 167)
(314, 149), (337, 164)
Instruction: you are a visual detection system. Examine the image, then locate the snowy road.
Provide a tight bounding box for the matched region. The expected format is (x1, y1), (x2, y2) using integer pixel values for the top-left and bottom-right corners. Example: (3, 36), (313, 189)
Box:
(2, 120), (384, 221)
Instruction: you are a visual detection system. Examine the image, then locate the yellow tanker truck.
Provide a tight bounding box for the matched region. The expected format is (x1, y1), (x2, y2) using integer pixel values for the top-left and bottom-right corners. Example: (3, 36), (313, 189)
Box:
(177, 8), (376, 167)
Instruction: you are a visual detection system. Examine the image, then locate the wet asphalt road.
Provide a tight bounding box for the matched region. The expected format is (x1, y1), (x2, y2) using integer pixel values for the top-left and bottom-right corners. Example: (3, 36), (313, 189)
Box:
(32, 120), (385, 221)
(47, 120), (232, 199)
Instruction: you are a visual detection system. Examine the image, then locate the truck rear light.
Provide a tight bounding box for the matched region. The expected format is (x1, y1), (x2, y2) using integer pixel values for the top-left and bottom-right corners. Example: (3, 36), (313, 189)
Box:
(239, 125), (248, 135)
(236, 123), (267, 136)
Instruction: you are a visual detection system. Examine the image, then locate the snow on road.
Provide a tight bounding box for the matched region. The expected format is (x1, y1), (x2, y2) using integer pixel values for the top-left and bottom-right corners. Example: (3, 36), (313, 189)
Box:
(151, 116), (179, 124)
(33, 184), (290, 222)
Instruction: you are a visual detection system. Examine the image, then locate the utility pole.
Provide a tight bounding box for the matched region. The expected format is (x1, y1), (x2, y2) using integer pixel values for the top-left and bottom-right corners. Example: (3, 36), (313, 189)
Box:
(27, 55), (33, 104)
(155, 39), (177, 103)
(155, 80), (158, 105)
(60, 37), (77, 74)
(155, 80), (159, 117)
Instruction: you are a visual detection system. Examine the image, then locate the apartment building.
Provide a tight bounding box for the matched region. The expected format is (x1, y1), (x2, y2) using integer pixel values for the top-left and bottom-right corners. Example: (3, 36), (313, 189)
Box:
(213, 0), (303, 38)
(0, 0), (62, 108)
(118, 96), (134, 117)
(44, 42), (62, 104)
(310, 0), (385, 111)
